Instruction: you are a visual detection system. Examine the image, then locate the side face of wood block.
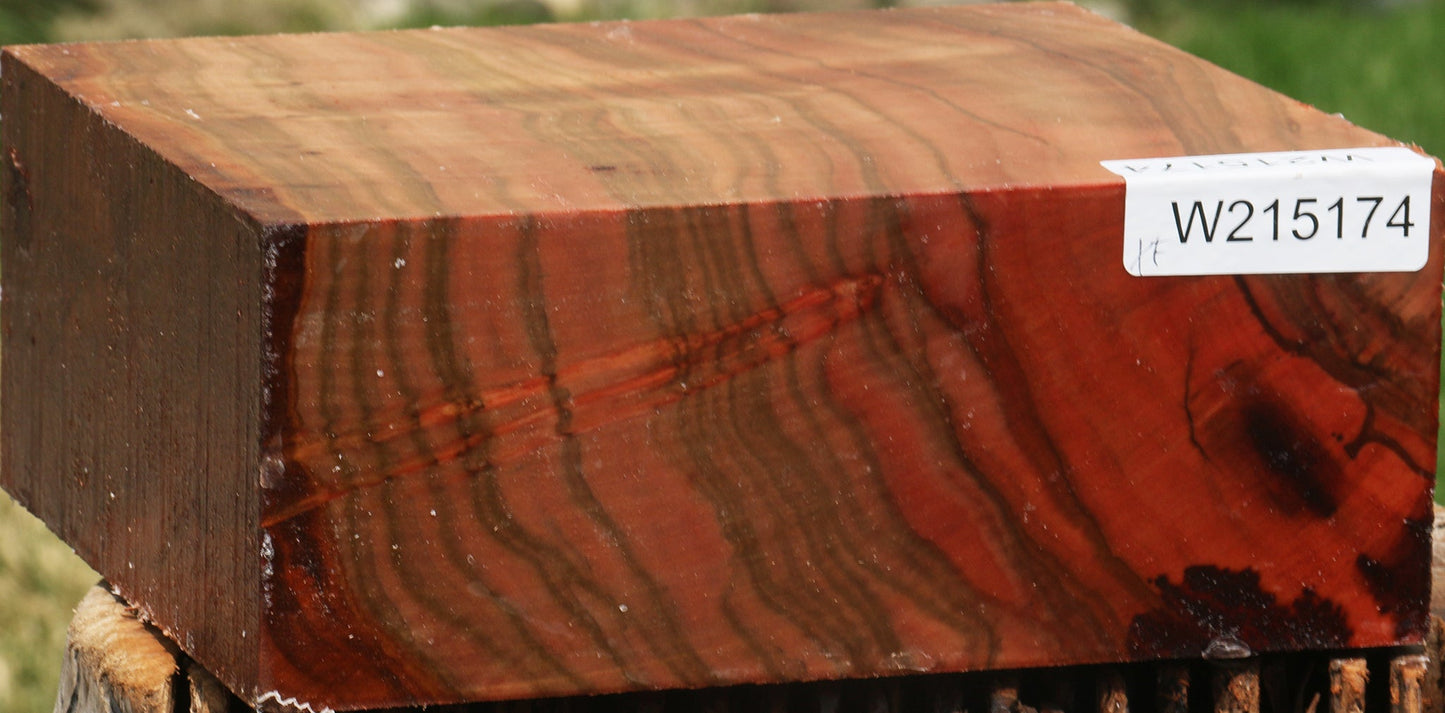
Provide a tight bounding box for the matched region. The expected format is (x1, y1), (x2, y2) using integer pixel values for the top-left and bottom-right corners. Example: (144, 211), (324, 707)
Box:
(2, 5), (1440, 710)
(1, 54), (264, 692)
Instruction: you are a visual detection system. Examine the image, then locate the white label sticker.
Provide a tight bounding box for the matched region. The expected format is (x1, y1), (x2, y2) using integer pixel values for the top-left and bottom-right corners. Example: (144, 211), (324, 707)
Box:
(1100, 147), (1434, 277)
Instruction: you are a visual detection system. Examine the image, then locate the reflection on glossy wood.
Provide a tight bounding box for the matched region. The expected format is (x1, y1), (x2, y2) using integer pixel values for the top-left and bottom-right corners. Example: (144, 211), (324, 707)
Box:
(2, 3), (1441, 711)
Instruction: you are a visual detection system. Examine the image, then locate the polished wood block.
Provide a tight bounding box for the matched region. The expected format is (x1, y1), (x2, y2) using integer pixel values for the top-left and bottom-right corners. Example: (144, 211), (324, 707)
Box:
(3, 4), (1441, 711)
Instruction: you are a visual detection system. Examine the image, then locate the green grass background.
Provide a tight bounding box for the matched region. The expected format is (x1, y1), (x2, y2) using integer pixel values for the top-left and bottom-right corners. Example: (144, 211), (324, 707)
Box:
(0, 0), (1442, 710)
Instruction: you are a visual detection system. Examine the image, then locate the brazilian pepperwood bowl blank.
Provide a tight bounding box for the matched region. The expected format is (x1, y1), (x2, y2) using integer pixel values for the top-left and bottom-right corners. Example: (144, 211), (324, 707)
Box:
(3, 3), (1442, 711)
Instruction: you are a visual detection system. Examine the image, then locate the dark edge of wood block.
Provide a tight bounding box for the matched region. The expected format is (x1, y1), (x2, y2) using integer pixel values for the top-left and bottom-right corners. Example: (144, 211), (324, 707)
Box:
(0, 49), (264, 701)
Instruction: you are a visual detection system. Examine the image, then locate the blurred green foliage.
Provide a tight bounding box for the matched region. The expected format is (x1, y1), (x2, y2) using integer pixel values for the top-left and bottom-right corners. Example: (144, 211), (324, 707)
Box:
(393, 0), (556, 29)
(0, 0), (94, 42)
(1139, 0), (1445, 158)
(0, 494), (98, 713)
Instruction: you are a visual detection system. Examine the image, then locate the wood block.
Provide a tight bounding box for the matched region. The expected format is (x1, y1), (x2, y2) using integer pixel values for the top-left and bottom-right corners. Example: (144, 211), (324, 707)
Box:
(3, 4), (1441, 711)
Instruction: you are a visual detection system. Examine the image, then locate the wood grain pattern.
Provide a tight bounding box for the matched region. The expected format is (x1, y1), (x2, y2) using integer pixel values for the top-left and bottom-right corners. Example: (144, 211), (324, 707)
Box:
(3, 4), (1441, 711)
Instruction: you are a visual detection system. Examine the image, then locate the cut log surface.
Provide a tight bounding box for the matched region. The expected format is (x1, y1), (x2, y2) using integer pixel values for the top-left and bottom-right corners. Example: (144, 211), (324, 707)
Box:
(56, 586), (180, 713)
(3, 4), (1442, 711)
(1331, 659), (1370, 713)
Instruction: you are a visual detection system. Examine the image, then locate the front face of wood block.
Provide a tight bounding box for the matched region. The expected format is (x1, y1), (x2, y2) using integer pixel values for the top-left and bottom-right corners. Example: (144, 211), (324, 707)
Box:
(2, 4), (1441, 710)
(257, 193), (1442, 706)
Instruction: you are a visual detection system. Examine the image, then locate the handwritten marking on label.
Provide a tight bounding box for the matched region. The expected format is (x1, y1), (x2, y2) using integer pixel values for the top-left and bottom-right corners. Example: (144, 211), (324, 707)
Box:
(1101, 147), (1435, 277)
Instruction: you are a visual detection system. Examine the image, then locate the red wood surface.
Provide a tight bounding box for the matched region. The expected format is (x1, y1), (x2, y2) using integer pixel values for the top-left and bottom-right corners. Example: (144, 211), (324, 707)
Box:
(2, 4), (1441, 711)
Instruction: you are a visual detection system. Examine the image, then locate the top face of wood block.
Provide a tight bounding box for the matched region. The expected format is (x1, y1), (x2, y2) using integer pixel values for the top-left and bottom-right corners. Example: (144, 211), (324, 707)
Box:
(4, 2), (1406, 226)
(4, 4), (1442, 712)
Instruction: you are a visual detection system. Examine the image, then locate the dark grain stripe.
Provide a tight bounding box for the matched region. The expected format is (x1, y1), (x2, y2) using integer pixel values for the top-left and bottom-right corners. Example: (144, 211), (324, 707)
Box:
(375, 220), (585, 688)
(412, 218), (603, 689)
(345, 223), (448, 688)
(517, 216), (717, 685)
